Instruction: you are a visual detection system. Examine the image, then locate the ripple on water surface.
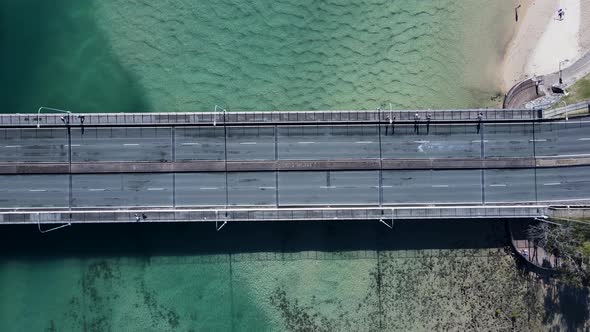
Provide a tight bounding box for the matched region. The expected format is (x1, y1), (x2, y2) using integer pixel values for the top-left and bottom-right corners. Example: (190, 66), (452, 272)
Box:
(1, 0), (514, 113)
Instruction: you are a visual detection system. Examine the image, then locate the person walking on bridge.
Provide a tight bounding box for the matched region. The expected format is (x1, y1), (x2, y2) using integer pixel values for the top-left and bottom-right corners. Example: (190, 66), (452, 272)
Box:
(414, 113), (420, 134)
(426, 113), (432, 135)
(476, 112), (483, 134)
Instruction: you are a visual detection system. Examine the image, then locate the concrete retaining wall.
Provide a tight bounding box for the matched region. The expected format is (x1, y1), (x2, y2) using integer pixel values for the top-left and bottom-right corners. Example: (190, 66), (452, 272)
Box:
(504, 78), (543, 109)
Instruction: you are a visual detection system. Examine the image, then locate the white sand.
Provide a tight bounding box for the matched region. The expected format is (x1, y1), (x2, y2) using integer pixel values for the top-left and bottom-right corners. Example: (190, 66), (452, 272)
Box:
(581, 0), (590, 50)
(526, 0), (582, 75)
(502, 0), (588, 90)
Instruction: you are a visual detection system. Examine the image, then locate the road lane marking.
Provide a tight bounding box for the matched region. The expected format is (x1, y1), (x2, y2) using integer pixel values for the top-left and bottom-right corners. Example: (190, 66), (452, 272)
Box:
(65, 144), (81, 147)
(181, 142), (201, 146)
(543, 182), (561, 186)
(240, 142), (257, 145)
(297, 141), (315, 144)
(373, 185), (394, 188)
(123, 143), (140, 146)
(578, 138), (590, 141)
(4, 145), (21, 148)
(414, 140), (430, 144)
(88, 188), (106, 192)
(147, 188), (165, 191)
(529, 139), (547, 142)
(489, 184), (507, 187)
(431, 185), (449, 188)
(355, 141), (373, 144)
(320, 186), (336, 189)
(29, 189), (47, 192)
(259, 186), (276, 190)
(199, 187), (218, 190)
(471, 140), (489, 143)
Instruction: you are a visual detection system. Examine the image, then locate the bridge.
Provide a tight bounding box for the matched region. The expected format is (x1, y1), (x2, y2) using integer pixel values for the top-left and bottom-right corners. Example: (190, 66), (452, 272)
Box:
(0, 105), (589, 227)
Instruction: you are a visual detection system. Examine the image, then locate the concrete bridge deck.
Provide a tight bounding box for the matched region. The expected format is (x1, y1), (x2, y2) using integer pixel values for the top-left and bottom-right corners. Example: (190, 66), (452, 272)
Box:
(1, 120), (589, 163)
(1, 113), (589, 225)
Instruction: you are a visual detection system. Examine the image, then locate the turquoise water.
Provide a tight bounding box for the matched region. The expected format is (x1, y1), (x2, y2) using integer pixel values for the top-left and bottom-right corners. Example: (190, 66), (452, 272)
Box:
(0, 1), (550, 331)
(0, 221), (548, 331)
(1, 0), (514, 113)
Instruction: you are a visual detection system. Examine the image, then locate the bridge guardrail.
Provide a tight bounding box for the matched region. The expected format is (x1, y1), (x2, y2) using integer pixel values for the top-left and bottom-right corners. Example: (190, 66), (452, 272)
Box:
(0, 109), (538, 127)
(0, 206), (548, 225)
(543, 100), (590, 118)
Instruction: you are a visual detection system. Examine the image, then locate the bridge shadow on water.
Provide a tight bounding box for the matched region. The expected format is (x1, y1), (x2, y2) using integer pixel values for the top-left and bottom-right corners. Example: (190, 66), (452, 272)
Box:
(0, 219), (511, 259)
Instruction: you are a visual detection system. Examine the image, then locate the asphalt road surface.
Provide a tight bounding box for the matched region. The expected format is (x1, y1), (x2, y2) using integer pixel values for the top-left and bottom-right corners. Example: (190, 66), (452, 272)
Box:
(1, 167), (588, 208)
(1, 121), (589, 162)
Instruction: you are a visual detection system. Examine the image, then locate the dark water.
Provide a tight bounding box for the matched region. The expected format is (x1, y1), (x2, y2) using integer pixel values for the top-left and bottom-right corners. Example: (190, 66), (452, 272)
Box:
(0, 220), (548, 331)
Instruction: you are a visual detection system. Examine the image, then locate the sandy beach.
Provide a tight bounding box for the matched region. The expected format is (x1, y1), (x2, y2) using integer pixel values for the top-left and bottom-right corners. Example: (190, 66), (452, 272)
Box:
(502, 0), (590, 91)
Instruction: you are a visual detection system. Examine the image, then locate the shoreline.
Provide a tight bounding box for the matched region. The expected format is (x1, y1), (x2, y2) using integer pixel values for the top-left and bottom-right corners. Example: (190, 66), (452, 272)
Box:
(502, 0), (590, 92)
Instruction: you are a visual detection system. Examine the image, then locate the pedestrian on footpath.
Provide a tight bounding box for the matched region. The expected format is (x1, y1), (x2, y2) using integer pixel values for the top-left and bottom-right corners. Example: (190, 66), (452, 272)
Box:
(414, 113), (420, 134)
(426, 113), (432, 135)
(476, 112), (483, 134)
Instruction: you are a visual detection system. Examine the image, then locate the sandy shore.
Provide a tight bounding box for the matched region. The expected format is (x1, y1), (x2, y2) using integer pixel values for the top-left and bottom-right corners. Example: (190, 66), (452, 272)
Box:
(502, 0), (589, 91)
(581, 0), (590, 50)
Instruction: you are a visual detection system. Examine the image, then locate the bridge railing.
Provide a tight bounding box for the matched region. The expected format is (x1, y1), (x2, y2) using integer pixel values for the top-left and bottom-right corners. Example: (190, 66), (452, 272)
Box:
(0, 108), (538, 127)
(0, 206), (548, 225)
(543, 100), (590, 118)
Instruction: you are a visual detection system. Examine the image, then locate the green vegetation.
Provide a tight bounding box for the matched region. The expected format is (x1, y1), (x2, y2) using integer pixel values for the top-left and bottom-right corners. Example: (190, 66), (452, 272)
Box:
(564, 73), (590, 105)
(528, 221), (590, 287)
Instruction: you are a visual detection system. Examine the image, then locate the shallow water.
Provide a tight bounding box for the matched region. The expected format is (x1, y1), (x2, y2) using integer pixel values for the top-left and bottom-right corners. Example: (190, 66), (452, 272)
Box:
(1, 0), (515, 113)
(0, 221), (547, 331)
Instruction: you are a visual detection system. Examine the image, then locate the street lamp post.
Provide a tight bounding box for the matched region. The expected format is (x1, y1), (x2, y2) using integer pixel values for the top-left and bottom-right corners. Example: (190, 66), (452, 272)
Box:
(559, 59), (570, 85)
(213, 105), (226, 126)
(37, 107), (71, 128)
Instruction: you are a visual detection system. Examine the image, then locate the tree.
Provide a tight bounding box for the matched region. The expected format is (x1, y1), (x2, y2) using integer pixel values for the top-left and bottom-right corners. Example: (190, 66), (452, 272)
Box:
(527, 221), (590, 287)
